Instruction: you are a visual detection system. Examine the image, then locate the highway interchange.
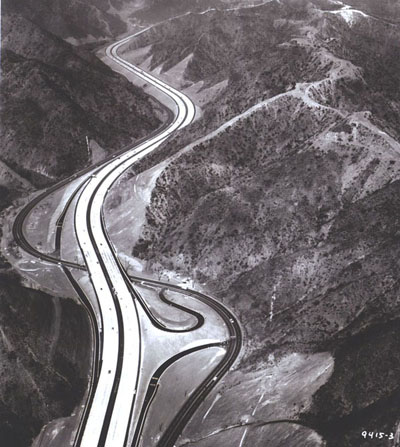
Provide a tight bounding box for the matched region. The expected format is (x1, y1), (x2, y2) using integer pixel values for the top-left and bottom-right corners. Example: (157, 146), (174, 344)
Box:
(11, 30), (242, 447)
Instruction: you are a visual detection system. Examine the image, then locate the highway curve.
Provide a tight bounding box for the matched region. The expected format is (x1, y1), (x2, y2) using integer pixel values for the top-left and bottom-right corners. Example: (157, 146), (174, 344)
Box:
(11, 28), (242, 447)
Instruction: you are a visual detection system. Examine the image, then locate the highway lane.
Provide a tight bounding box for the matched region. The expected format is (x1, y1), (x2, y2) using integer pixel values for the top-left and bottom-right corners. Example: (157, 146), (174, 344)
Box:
(11, 27), (242, 447)
(11, 28), (193, 444)
(61, 267), (102, 445)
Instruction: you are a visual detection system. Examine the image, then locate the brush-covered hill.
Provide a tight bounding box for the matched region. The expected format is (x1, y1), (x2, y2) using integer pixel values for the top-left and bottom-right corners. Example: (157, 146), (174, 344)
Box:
(3, 0), (236, 40)
(121, 0), (400, 138)
(0, 12), (165, 187)
(132, 0), (225, 23)
(105, 1), (400, 445)
(122, 1), (312, 117)
(0, 271), (91, 447)
(2, 0), (132, 41)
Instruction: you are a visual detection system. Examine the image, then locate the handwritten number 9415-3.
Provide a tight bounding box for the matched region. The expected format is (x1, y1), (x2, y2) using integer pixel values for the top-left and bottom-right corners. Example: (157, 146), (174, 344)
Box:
(361, 431), (394, 440)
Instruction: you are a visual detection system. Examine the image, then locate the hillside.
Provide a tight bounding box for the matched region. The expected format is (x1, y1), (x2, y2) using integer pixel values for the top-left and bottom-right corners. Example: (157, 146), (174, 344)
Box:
(104, 1), (400, 445)
(121, 0), (400, 142)
(344, 0), (400, 22)
(0, 271), (91, 447)
(0, 12), (165, 187)
(0, 8), (167, 446)
(2, 0), (239, 41)
(2, 0), (132, 41)
(132, 0), (225, 23)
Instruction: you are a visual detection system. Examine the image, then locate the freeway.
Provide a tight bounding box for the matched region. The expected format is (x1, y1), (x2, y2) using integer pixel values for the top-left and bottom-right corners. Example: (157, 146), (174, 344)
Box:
(74, 30), (196, 447)
(11, 27), (242, 447)
(12, 102), (174, 268)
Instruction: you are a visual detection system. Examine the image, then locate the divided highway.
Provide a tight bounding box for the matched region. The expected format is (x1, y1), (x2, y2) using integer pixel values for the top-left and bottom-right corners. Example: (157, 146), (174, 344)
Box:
(12, 28), (242, 447)
(75, 32), (195, 447)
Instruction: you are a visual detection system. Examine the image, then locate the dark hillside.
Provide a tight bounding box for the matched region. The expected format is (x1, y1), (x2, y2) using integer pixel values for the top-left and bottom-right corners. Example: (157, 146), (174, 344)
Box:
(133, 0), (225, 23)
(0, 272), (91, 447)
(0, 13), (164, 187)
(2, 0), (129, 40)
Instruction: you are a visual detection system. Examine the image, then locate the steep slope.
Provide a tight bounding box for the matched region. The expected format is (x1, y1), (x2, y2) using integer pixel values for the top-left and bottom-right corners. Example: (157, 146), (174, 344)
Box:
(104, 1), (400, 445)
(304, 319), (400, 446)
(132, 0), (225, 23)
(122, 2), (312, 103)
(344, 0), (400, 22)
(1, 12), (165, 186)
(0, 271), (91, 447)
(121, 0), (400, 141)
(3, 0), (234, 41)
(2, 0), (131, 41)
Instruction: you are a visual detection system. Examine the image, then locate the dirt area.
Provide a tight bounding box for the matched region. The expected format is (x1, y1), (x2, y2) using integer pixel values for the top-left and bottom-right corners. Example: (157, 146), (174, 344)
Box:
(135, 284), (199, 329)
(142, 347), (226, 446)
(178, 352), (333, 446)
(104, 160), (168, 262)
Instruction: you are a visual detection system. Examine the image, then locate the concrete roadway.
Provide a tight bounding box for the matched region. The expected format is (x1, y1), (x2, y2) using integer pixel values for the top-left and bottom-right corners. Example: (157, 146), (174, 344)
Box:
(74, 32), (195, 447)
